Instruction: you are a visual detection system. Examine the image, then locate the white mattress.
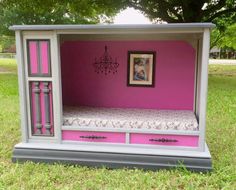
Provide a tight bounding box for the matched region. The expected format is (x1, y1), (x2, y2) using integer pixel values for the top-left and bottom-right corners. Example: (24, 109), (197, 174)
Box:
(63, 106), (198, 131)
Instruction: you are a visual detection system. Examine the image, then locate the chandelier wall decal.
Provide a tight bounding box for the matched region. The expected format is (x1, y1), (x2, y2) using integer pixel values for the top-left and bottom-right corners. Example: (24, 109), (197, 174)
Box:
(93, 45), (119, 75)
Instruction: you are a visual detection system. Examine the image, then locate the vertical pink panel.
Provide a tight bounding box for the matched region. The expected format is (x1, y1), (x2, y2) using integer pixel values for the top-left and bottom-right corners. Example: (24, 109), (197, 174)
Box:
(31, 83), (37, 134)
(40, 82), (46, 134)
(28, 41), (38, 74)
(49, 83), (54, 134)
(40, 41), (50, 75)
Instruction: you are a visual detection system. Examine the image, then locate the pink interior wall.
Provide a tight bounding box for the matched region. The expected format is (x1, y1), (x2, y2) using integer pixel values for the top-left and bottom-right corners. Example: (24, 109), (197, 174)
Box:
(61, 40), (196, 110)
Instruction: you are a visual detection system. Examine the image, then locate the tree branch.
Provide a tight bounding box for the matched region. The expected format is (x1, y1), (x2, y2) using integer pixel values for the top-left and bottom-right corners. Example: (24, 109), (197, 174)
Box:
(203, 0), (227, 16)
(206, 8), (236, 21)
(127, 0), (179, 23)
(161, 1), (184, 22)
(211, 33), (223, 49)
(167, 7), (183, 22)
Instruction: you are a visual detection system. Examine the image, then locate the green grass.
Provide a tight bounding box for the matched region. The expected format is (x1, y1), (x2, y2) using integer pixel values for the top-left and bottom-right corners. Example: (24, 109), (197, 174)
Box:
(0, 59), (17, 73)
(0, 60), (236, 189)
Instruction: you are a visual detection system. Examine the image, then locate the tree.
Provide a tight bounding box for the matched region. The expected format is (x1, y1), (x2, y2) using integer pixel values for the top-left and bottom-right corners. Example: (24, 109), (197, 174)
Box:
(0, 0), (121, 36)
(122, 0), (236, 23)
(109, 0), (236, 49)
(0, 35), (15, 52)
(1, 0), (235, 49)
(210, 12), (236, 48)
(215, 24), (236, 49)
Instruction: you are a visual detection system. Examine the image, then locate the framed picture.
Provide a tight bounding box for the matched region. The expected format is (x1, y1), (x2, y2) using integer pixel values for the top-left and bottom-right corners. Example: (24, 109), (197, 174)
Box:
(127, 51), (156, 87)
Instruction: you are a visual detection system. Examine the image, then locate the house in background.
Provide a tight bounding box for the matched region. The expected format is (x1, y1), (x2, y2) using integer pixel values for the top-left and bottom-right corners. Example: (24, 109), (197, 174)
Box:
(210, 47), (236, 59)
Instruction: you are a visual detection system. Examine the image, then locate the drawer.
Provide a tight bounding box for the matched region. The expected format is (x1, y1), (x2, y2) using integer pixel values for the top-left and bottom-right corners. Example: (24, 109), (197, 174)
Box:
(62, 130), (126, 144)
(130, 133), (199, 147)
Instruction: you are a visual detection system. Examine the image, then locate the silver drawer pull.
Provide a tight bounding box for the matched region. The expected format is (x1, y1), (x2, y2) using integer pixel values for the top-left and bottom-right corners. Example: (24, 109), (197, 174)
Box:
(80, 135), (107, 139)
(149, 138), (178, 143)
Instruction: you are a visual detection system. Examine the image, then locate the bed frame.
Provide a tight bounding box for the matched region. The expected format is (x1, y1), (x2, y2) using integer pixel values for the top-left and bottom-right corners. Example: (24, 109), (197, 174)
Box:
(10, 23), (214, 171)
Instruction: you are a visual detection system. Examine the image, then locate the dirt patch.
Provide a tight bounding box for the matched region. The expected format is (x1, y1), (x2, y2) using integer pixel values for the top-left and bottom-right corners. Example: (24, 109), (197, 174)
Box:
(209, 70), (236, 76)
(0, 67), (14, 73)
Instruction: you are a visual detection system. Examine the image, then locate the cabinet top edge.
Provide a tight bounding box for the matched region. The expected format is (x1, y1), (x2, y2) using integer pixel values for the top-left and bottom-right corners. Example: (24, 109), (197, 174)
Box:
(10, 23), (215, 32)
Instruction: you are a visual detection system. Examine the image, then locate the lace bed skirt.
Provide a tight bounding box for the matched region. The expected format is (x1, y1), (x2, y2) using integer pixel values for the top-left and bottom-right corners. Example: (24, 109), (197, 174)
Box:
(63, 106), (198, 131)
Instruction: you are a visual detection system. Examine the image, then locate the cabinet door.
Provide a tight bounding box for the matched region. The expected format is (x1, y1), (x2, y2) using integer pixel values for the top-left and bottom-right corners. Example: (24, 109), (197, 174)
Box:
(25, 37), (55, 137)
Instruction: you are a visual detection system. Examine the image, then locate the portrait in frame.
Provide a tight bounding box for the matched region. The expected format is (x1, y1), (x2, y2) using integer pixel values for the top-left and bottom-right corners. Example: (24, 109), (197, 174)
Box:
(127, 51), (156, 87)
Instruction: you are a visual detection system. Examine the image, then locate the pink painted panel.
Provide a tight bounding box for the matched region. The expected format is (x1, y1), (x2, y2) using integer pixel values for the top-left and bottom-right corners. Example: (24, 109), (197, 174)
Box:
(31, 82), (37, 134)
(40, 82), (54, 135)
(49, 83), (54, 135)
(28, 41), (38, 74)
(40, 41), (50, 74)
(130, 133), (199, 147)
(30, 82), (54, 135)
(62, 130), (126, 143)
(61, 40), (196, 110)
(40, 82), (46, 134)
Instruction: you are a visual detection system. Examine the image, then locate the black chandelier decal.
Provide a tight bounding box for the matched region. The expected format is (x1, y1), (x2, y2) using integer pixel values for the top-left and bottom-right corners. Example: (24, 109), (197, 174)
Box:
(93, 46), (119, 75)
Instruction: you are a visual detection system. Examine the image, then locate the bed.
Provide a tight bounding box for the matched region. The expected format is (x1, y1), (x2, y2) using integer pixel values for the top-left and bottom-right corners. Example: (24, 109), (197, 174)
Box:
(63, 106), (198, 131)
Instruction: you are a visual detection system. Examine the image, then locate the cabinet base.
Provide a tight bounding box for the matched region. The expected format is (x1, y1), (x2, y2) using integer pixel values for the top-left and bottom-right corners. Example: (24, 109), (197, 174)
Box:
(12, 143), (212, 172)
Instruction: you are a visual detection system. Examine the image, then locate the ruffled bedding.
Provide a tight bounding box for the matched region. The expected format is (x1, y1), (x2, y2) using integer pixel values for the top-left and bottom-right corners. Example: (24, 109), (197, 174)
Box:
(63, 106), (198, 131)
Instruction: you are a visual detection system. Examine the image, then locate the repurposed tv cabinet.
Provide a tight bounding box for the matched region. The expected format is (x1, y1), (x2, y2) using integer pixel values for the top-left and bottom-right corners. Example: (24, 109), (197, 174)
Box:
(11, 23), (214, 171)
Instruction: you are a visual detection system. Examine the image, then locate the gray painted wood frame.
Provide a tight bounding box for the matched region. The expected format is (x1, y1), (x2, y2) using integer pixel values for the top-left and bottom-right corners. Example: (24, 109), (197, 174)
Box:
(15, 31), (29, 142)
(22, 32), (58, 141)
(11, 24), (214, 170)
(198, 29), (210, 151)
(12, 147), (212, 172)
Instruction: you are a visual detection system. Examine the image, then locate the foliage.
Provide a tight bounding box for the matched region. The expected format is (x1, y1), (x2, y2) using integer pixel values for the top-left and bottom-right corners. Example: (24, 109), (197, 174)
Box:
(0, 60), (236, 189)
(114, 0), (236, 49)
(210, 12), (236, 49)
(215, 24), (236, 49)
(1, 0), (236, 50)
(113, 0), (235, 23)
(0, 36), (15, 52)
(0, 0), (120, 36)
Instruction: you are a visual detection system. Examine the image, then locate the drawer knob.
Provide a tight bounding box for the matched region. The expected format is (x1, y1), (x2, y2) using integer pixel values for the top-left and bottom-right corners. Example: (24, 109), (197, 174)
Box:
(80, 135), (107, 139)
(149, 138), (178, 143)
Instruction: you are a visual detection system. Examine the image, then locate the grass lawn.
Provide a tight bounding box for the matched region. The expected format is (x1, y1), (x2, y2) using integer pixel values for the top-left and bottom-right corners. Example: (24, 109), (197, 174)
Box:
(0, 60), (235, 189)
(0, 59), (17, 73)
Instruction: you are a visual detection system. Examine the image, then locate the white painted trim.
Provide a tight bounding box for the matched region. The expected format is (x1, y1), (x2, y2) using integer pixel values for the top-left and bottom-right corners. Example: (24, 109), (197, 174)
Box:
(27, 77), (53, 81)
(62, 140), (200, 151)
(15, 31), (28, 143)
(56, 29), (204, 35)
(198, 29), (210, 151)
(14, 142), (211, 158)
(126, 133), (130, 144)
(193, 38), (198, 112)
(28, 138), (59, 143)
(61, 126), (200, 135)
(22, 31), (55, 38)
(60, 33), (200, 42)
(195, 38), (203, 118)
(10, 23), (215, 31)
(51, 32), (63, 143)
(23, 35), (33, 138)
